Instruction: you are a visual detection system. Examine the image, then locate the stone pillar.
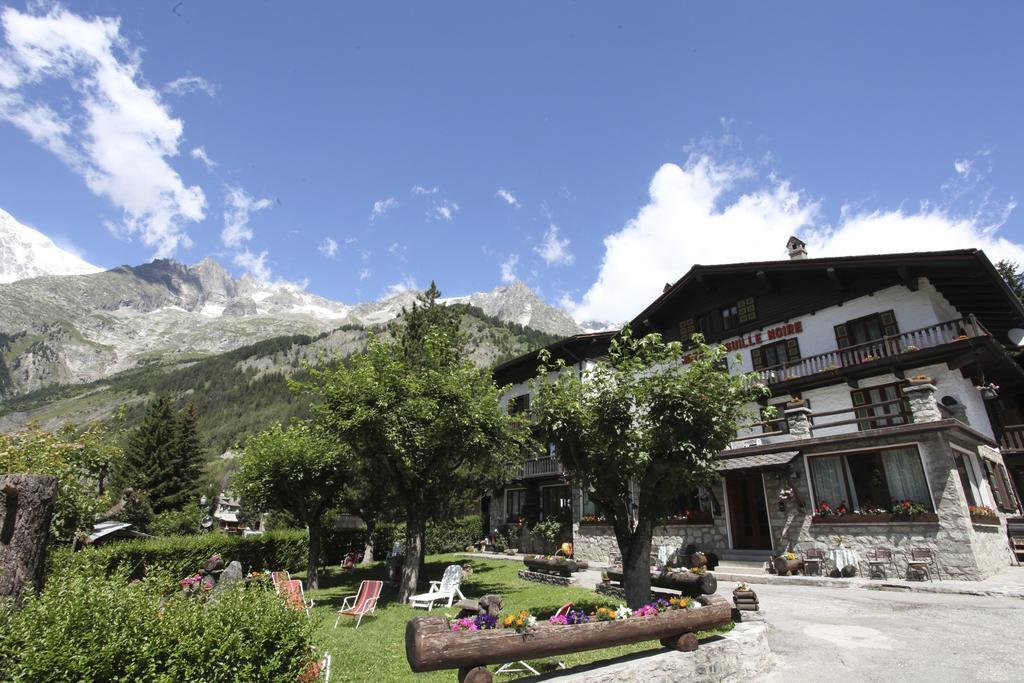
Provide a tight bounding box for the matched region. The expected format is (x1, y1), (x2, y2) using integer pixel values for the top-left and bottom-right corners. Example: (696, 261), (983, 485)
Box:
(784, 401), (813, 439)
(903, 380), (941, 423)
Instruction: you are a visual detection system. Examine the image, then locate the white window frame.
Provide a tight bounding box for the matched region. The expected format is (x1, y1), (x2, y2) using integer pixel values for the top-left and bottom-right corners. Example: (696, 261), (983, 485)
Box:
(504, 487), (527, 522)
(951, 444), (992, 508)
(805, 441), (936, 512)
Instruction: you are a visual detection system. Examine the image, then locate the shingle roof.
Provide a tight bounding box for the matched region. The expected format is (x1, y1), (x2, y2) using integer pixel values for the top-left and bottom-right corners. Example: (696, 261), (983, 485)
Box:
(715, 450), (800, 472)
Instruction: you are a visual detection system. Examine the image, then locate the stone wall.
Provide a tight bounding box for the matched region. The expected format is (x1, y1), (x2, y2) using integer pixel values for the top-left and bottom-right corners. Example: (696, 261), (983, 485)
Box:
(771, 430), (1010, 580)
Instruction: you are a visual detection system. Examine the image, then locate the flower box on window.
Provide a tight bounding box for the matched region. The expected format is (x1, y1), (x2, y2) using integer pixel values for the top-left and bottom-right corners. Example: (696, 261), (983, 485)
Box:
(811, 513), (938, 525)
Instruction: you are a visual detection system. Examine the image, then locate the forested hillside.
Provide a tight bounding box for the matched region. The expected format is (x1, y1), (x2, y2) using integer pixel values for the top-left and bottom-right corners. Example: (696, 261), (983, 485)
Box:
(0, 305), (562, 457)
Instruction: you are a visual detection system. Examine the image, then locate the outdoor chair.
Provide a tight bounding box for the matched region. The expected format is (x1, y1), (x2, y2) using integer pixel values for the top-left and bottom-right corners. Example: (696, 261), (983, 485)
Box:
(802, 548), (826, 576)
(334, 579), (383, 629)
(906, 547), (936, 582)
(409, 564), (467, 610)
(496, 602), (574, 675)
(271, 571), (291, 592)
(284, 579), (314, 615)
(866, 548), (896, 579)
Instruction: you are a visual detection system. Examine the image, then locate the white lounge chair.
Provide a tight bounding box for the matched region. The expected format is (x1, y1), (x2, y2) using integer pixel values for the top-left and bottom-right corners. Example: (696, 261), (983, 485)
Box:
(408, 564), (466, 610)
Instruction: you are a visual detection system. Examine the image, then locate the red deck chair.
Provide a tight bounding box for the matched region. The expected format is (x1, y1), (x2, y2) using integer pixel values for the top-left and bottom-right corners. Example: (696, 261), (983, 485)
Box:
(271, 571), (291, 593)
(334, 579), (383, 629)
(284, 579), (314, 615)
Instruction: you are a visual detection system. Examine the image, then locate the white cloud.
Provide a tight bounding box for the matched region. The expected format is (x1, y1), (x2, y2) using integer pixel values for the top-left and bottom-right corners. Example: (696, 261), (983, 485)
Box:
(319, 237), (338, 258)
(496, 188), (520, 208)
(164, 75), (216, 98)
(222, 186), (272, 247)
(566, 153), (1023, 325)
(388, 241), (407, 261)
(411, 185), (438, 195)
(191, 146), (216, 169)
(359, 268), (371, 280)
(430, 200), (459, 222)
(370, 197), (398, 220)
(233, 248), (270, 281)
(385, 275), (418, 296)
(535, 223), (574, 266)
(0, 6), (206, 257)
(500, 253), (519, 283)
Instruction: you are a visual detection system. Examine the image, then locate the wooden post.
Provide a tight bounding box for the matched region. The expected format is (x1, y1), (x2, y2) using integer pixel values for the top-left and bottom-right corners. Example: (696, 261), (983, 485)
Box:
(0, 474), (58, 602)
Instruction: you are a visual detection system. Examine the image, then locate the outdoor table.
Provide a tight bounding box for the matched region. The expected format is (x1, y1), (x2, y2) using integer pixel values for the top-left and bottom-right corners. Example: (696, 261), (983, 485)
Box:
(828, 547), (858, 576)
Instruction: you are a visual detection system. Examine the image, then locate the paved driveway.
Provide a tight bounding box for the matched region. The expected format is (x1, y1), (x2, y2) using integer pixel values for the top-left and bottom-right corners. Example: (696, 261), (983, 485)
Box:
(717, 580), (1024, 682)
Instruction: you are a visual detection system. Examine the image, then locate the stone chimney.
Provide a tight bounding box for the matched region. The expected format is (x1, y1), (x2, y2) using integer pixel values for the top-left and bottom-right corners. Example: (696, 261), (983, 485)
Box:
(786, 236), (808, 260)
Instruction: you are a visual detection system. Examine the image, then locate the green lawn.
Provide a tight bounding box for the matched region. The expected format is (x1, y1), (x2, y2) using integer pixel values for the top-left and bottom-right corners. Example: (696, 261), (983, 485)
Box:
(304, 554), (732, 682)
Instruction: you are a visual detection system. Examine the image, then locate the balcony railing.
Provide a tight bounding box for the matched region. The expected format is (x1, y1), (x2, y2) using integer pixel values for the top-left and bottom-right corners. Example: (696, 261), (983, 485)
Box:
(1000, 425), (1024, 452)
(755, 317), (988, 385)
(509, 456), (565, 480)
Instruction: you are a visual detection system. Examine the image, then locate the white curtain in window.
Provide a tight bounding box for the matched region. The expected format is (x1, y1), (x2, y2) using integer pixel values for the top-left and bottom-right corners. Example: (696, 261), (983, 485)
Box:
(882, 448), (931, 506)
(810, 456), (846, 506)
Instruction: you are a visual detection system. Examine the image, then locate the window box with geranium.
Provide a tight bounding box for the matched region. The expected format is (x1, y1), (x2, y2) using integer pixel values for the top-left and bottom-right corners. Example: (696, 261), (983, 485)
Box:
(579, 513), (608, 526)
(657, 509), (714, 526)
(811, 498), (938, 524)
(968, 505), (999, 525)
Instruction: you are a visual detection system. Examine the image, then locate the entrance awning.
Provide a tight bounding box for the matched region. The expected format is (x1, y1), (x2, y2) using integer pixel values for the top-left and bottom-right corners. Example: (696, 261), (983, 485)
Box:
(715, 450), (800, 473)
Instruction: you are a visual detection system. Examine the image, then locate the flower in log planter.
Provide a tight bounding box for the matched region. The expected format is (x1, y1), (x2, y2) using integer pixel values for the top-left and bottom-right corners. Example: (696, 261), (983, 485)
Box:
(773, 551), (802, 576)
(502, 609), (537, 634)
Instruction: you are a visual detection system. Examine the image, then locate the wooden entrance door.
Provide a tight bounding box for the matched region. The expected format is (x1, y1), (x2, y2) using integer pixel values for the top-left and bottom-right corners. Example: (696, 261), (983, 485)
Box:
(726, 472), (773, 550)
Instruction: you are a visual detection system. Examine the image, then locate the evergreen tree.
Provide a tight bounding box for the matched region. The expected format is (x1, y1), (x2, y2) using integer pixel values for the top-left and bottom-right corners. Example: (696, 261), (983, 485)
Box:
(115, 395), (203, 515)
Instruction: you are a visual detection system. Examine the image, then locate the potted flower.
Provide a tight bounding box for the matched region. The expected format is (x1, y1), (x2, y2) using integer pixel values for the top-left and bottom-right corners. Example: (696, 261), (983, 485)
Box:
(891, 499), (929, 518)
(975, 382), (1000, 400)
(968, 505), (998, 524)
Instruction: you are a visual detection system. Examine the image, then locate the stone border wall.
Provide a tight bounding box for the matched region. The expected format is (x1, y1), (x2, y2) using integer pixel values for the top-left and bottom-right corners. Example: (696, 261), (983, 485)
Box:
(518, 569), (574, 587)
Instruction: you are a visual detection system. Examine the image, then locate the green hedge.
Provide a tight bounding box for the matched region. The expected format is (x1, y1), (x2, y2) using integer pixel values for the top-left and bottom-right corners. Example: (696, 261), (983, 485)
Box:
(0, 571), (316, 682)
(370, 515), (482, 556)
(52, 530), (309, 580)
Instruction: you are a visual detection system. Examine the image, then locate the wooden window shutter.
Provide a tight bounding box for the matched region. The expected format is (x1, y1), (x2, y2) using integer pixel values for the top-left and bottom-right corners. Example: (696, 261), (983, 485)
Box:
(738, 297), (757, 323)
(880, 310), (899, 337)
(751, 346), (765, 371)
(999, 464), (1020, 511)
(834, 323), (851, 349)
(679, 318), (696, 342)
(985, 460), (1011, 511)
(851, 389), (867, 407)
(785, 338), (801, 363)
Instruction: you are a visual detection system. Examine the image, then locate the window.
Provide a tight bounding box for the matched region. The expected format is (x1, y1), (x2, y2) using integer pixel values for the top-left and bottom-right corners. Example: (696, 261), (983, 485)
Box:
(679, 313), (710, 344)
(666, 487), (713, 519)
(541, 485), (571, 521)
(720, 298), (757, 332)
(581, 489), (600, 517)
(834, 310), (899, 348)
(809, 446), (932, 511)
(506, 489), (526, 522)
(751, 338), (801, 371)
(508, 393), (530, 415)
(952, 452), (979, 507)
(720, 303), (739, 331)
(851, 383), (910, 430)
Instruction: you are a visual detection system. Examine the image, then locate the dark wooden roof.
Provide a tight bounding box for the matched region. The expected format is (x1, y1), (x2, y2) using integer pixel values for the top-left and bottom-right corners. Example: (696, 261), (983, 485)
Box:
(493, 330), (618, 386)
(630, 249), (1024, 347)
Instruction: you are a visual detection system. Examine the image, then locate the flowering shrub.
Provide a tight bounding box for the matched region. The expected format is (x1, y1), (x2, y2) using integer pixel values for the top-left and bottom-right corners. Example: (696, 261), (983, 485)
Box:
(503, 610), (537, 634)
(968, 505), (997, 517)
(892, 499), (928, 515)
(451, 614), (498, 631)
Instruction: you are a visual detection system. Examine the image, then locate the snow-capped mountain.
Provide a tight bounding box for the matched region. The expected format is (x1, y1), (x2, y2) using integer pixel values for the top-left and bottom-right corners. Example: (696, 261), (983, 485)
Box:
(0, 208), (102, 283)
(0, 225), (581, 398)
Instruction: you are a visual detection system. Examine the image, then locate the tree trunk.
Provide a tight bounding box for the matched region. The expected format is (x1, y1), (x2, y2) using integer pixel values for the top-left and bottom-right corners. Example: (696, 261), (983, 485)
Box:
(361, 517), (376, 565)
(400, 506), (425, 603)
(620, 516), (653, 609)
(307, 517), (322, 590)
(0, 474), (58, 602)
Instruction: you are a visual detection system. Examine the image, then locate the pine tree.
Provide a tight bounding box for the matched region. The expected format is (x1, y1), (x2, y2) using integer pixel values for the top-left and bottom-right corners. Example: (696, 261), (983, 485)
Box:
(114, 395), (203, 515)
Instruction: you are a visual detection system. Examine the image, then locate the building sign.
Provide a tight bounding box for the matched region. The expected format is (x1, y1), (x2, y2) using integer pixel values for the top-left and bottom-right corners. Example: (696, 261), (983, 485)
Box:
(682, 320), (803, 364)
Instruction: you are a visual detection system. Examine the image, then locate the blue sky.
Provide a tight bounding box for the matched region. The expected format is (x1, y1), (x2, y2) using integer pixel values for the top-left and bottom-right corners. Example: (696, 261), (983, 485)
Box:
(1, 2), (1023, 322)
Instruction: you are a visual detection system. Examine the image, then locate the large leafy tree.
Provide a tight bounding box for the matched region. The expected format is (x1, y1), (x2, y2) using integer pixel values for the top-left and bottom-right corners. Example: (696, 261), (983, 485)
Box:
(532, 327), (768, 607)
(234, 420), (350, 589)
(304, 284), (529, 601)
(113, 395), (204, 516)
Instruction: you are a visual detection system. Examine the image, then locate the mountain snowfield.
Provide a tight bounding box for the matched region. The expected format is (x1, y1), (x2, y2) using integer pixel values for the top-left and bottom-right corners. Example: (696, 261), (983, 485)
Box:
(0, 209), (102, 283)
(0, 209), (581, 398)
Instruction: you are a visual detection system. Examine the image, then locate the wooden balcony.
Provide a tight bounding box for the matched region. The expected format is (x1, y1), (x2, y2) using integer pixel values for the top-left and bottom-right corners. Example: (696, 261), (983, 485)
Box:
(509, 456), (565, 480)
(1000, 425), (1024, 453)
(754, 317), (988, 386)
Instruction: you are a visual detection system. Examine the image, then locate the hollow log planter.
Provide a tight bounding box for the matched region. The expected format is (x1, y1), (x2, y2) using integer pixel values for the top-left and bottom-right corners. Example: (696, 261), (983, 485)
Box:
(604, 569), (718, 597)
(522, 556), (586, 577)
(407, 594), (732, 682)
(772, 557), (803, 576)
